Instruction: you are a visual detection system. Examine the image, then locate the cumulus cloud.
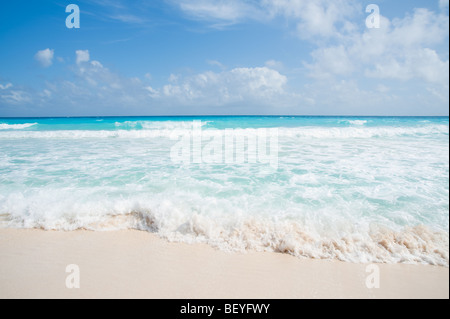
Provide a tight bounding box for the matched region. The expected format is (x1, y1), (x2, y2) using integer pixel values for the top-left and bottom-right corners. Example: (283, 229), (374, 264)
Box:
(35, 48), (54, 67)
(306, 9), (449, 86)
(160, 67), (289, 106)
(76, 50), (90, 65)
(307, 45), (354, 79)
(366, 48), (449, 84)
(8, 49), (299, 115)
(263, 0), (360, 39)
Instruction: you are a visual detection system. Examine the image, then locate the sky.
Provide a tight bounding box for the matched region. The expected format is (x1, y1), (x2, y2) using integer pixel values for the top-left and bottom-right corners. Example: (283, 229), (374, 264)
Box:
(0, 0), (449, 117)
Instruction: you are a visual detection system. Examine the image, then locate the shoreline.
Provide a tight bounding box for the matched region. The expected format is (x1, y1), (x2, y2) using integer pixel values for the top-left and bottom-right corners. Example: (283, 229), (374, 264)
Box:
(0, 229), (448, 299)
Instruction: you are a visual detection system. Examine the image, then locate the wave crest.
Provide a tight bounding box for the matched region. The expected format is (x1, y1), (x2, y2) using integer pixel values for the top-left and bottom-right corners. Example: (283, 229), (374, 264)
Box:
(0, 125), (448, 139)
(0, 123), (37, 130)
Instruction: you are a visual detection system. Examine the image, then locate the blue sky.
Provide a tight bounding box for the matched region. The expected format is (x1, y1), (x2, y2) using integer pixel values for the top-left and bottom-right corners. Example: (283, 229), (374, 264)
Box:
(0, 0), (448, 116)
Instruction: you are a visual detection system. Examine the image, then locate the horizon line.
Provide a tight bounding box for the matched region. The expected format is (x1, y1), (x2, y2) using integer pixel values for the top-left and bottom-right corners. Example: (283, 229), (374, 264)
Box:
(1, 115), (449, 119)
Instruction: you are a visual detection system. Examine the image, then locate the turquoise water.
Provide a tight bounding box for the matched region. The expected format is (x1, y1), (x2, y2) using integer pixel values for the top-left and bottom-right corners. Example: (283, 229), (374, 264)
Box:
(0, 116), (448, 265)
(1, 116), (448, 130)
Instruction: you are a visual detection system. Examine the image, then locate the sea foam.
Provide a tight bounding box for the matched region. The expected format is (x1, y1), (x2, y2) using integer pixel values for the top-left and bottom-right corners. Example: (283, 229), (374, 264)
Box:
(0, 124), (447, 139)
(0, 123), (37, 130)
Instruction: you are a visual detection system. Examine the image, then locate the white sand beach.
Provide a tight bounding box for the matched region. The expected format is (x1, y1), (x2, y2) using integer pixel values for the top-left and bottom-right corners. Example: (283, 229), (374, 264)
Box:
(0, 229), (448, 299)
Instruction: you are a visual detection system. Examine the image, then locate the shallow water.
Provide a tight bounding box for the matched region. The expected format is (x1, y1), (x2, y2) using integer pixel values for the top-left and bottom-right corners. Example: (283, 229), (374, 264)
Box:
(0, 116), (448, 265)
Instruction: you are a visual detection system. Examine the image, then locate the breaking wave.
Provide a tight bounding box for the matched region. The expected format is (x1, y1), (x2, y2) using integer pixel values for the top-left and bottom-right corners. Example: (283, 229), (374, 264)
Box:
(0, 124), (447, 139)
(0, 123), (37, 130)
(1, 196), (448, 266)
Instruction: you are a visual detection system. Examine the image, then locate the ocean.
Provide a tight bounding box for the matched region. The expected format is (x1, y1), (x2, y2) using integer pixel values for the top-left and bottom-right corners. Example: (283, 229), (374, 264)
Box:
(0, 116), (448, 266)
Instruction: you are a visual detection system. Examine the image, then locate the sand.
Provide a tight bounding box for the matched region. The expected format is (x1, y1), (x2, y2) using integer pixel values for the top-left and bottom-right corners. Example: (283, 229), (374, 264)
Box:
(0, 229), (448, 299)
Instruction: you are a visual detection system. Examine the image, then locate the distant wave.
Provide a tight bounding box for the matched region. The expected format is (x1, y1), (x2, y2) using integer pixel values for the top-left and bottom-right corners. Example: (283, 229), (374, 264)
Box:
(339, 119), (368, 126)
(0, 123), (37, 130)
(114, 120), (209, 130)
(0, 125), (447, 139)
(348, 120), (368, 126)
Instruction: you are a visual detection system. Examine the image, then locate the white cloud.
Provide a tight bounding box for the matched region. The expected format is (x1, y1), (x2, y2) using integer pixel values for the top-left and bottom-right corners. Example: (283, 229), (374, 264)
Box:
(264, 0), (360, 39)
(168, 74), (179, 83)
(145, 86), (159, 98)
(207, 60), (226, 70)
(35, 49), (54, 68)
(33, 53), (298, 113)
(376, 84), (390, 94)
(174, 0), (261, 25)
(75, 55), (121, 88)
(34, 51), (156, 112)
(306, 9), (449, 86)
(0, 82), (32, 106)
(0, 83), (13, 90)
(1, 90), (32, 104)
(388, 8), (449, 47)
(109, 14), (146, 24)
(440, 0), (449, 10)
(41, 89), (52, 98)
(366, 48), (449, 84)
(161, 67), (289, 106)
(307, 45), (354, 79)
(174, 0), (359, 38)
(76, 50), (90, 65)
(265, 60), (284, 70)
(3, 44), (447, 116)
